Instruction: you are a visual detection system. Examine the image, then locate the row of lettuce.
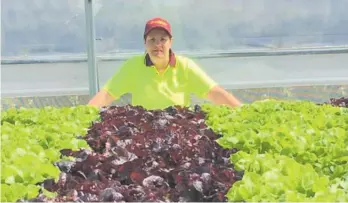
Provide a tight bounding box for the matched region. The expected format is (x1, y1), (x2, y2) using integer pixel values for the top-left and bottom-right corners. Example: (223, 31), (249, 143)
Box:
(1, 99), (348, 202)
(1, 106), (100, 202)
(202, 100), (348, 202)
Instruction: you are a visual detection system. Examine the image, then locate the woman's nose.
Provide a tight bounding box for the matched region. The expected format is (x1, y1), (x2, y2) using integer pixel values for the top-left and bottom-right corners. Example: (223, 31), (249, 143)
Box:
(154, 39), (162, 45)
(154, 42), (163, 48)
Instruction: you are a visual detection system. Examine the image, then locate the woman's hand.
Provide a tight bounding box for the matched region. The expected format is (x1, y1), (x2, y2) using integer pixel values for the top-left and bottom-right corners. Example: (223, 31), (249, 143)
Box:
(87, 89), (116, 108)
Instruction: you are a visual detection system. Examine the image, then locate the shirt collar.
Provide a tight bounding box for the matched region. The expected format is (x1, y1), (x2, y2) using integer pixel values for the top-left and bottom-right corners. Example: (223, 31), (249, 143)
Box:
(145, 49), (176, 67)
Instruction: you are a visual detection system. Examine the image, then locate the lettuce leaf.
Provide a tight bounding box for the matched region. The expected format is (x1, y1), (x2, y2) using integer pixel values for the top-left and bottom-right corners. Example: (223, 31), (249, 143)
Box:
(1, 105), (99, 202)
(203, 99), (348, 202)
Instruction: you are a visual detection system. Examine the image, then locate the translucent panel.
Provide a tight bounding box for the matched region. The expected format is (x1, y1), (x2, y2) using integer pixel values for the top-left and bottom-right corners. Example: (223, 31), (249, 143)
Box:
(96, 53), (348, 89)
(2, 53), (348, 98)
(2, 0), (347, 56)
(1, 0), (87, 56)
(1, 0), (89, 100)
(1, 0), (348, 110)
(94, 0), (348, 53)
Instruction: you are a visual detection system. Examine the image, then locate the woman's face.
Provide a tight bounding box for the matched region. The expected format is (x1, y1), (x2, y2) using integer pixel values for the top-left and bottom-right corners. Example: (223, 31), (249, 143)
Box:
(144, 28), (172, 59)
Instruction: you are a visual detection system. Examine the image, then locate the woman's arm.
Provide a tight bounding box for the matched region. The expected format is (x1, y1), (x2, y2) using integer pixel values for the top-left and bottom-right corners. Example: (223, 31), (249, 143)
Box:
(87, 89), (116, 108)
(206, 85), (242, 107)
(88, 58), (136, 108)
(186, 58), (243, 108)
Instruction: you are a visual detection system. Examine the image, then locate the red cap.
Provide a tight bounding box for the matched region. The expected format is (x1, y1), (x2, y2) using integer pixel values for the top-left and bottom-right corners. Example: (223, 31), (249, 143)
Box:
(144, 17), (172, 38)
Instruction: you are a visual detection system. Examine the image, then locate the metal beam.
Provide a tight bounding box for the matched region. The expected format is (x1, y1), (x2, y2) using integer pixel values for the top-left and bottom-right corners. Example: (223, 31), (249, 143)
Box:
(84, 0), (99, 97)
(2, 46), (348, 65)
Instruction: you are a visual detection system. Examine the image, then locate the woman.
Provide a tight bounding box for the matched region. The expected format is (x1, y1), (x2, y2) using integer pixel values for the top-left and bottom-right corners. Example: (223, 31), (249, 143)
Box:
(88, 17), (242, 110)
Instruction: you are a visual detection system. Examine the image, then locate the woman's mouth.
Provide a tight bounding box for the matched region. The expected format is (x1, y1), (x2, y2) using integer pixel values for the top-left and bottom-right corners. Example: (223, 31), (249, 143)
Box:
(152, 50), (163, 54)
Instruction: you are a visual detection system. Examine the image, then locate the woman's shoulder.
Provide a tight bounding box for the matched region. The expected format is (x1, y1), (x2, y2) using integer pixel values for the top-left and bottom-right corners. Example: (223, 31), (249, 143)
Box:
(118, 54), (147, 70)
(175, 54), (191, 63)
(123, 54), (146, 64)
(175, 54), (201, 70)
(175, 54), (194, 67)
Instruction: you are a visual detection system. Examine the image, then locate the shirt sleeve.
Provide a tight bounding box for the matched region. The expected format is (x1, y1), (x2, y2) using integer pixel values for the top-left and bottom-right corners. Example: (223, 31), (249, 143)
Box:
(186, 58), (218, 98)
(102, 59), (135, 99)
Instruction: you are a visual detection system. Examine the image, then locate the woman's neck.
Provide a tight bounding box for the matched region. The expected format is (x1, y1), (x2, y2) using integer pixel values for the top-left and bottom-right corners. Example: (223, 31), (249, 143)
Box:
(151, 56), (170, 72)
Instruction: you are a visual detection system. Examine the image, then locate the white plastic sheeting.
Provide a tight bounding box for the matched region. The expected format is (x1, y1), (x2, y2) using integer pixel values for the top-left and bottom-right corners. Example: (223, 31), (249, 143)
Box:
(2, 0), (348, 98)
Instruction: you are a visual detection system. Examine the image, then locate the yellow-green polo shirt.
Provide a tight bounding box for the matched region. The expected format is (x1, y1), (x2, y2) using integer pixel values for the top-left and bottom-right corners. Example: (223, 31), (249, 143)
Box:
(102, 52), (217, 110)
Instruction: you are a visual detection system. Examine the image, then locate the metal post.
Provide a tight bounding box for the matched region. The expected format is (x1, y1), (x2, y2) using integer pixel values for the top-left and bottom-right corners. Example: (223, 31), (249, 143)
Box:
(84, 0), (99, 97)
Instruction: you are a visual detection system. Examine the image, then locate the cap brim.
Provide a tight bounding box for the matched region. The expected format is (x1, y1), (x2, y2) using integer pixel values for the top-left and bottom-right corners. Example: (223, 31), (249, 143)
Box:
(144, 26), (172, 38)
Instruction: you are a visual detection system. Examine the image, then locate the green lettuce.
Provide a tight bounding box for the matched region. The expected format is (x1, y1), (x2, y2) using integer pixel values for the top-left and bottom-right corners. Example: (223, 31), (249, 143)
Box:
(1, 105), (99, 202)
(202, 99), (348, 202)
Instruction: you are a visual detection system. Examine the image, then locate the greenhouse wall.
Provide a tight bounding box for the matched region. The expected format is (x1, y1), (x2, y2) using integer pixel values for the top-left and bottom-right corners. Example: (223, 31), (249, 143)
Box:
(1, 0), (348, 109)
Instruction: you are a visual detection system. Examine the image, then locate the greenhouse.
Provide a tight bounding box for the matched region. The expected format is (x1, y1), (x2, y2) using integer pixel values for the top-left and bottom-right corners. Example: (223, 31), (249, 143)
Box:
(1, 0), (348, 202)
